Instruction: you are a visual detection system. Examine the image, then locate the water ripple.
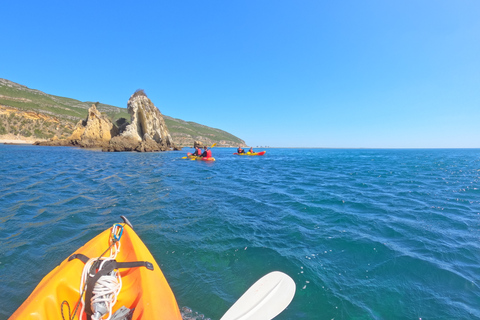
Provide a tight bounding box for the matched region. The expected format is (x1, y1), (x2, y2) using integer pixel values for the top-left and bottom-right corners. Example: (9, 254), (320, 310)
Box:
(1, 146), (480, 319)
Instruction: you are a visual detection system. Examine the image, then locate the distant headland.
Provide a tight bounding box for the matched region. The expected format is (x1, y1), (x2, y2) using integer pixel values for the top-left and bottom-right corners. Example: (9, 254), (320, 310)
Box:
(0, 78), (246, 151)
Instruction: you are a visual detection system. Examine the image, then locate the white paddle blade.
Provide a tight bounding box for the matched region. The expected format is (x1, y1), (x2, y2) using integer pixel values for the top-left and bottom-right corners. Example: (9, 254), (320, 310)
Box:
(220, 271), (296, 320)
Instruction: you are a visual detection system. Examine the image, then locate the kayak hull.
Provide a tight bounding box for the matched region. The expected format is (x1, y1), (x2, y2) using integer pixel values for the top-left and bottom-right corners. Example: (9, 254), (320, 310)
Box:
(9, 223), (182, 320)
(233, 151), (266, 156)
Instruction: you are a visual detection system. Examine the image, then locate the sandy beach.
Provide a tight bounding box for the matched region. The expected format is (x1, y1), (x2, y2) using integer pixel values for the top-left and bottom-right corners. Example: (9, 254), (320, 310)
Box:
(0, 134), (44, 145)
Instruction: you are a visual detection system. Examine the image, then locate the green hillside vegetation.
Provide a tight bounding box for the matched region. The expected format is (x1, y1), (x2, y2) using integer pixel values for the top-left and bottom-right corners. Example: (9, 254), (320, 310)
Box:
(0, 85), (87, 121)
(0, 79), (245, 146)
(164, 116), (243, 144)
(0, 112), (73, 140)
(0, 81), (129, 122)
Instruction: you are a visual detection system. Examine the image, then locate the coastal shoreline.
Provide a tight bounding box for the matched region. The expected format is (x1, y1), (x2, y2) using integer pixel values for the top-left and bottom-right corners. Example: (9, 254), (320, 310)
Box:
(1, 139), (35, 145)
(0, 134), (44, 145)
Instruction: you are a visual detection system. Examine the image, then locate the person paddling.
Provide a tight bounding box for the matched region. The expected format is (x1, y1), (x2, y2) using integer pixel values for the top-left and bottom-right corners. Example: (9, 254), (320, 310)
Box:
(192, 146), (202, 156)
(249, 147), (254, 153)
(237, 146), (245, 154)
(201, 145), (212, 158)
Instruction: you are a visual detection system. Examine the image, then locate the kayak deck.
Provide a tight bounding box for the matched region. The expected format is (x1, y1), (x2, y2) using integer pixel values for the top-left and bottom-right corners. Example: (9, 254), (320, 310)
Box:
(10, 221), (182, 320)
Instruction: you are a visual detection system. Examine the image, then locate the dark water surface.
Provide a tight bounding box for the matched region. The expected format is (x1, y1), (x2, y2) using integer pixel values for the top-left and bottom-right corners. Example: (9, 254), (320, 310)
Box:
(1, 146), (479, 319)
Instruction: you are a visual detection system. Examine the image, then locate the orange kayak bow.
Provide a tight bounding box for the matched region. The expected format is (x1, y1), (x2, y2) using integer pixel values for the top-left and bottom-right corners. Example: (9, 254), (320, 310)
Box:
(9, 217), (182, 320)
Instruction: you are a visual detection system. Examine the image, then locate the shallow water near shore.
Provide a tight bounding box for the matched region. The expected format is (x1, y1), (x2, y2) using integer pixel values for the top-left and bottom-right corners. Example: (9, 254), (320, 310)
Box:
(1, 145), (479, 319)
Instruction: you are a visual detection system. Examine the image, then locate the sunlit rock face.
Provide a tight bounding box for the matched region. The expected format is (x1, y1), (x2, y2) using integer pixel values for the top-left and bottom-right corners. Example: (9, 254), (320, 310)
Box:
(120, 90), (175, 149)
(35, 104), (117, 148)
(70, 104), (118, 142)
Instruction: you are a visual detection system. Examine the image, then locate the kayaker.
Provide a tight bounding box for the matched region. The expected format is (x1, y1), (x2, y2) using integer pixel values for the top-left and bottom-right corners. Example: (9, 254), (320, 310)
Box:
(249, 147), (254, 153)
(237, 146), (245, 154)
(201, 145), (212, 158)
(192, 146), (202, 156)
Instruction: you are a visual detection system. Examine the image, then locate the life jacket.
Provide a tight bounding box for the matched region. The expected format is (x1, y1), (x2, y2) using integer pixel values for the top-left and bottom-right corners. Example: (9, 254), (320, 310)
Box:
(205, 149), (212, 158)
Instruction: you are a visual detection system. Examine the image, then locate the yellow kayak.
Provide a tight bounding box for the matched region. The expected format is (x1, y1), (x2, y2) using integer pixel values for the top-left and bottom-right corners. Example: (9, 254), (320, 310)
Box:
(9, 217), (182, 320)
(186, 153), (215, 161)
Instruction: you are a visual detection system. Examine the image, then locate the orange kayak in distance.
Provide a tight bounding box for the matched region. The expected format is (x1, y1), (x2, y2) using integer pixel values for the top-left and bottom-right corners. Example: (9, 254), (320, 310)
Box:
(9, 217), (182, 320)
(233, 151), (266, 156)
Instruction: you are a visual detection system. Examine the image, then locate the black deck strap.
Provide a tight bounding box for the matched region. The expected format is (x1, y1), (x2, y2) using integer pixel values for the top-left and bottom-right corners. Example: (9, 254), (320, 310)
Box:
(68, 254), (154, 271)
(115, 261), (154, 271)
(68, 253), (90, 263)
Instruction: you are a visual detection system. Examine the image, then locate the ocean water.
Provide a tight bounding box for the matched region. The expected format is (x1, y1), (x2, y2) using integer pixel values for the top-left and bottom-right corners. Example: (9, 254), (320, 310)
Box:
(1, 145), (479, 320)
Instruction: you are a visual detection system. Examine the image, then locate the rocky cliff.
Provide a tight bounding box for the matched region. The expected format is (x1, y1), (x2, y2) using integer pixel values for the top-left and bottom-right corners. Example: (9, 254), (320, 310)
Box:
(36, 90), (179, 152)
(0, 105), (74, 140)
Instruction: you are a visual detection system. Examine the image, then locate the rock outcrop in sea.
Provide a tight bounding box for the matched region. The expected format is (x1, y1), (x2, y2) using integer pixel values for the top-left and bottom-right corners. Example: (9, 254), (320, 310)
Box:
(193, 140), (203, 148)
(103, 90), (176, 152)
(35, 90), (179, 152)
(67, 104), (118, 148)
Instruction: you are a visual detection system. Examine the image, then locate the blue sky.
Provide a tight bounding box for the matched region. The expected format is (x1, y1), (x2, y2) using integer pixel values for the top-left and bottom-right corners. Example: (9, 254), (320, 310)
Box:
(2, 1), (479, 148)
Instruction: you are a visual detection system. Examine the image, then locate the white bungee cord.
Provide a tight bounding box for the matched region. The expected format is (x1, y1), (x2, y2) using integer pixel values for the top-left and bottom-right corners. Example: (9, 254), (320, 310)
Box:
(78, 226), (123, 320)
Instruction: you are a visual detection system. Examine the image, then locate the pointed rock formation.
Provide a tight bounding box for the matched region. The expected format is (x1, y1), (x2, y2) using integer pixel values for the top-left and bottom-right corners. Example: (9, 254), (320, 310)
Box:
(70, 104), (118, 142)
(104, 90), (178, 152)
(120, 90), (174, 147)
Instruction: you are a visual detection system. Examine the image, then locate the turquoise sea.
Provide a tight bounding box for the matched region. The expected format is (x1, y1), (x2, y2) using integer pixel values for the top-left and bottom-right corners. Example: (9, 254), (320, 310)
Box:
(1, 145), (479, 319)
